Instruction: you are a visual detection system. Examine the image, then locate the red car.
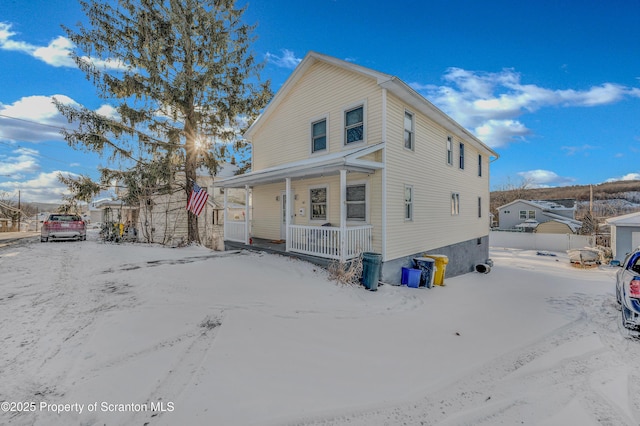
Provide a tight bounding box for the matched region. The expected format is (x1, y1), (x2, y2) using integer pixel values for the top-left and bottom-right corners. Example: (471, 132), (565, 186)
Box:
(41, 214), (87, 242)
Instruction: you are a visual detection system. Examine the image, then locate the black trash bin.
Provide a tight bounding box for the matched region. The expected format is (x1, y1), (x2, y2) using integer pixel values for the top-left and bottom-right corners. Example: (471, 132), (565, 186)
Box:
(361, 252), (382, 291)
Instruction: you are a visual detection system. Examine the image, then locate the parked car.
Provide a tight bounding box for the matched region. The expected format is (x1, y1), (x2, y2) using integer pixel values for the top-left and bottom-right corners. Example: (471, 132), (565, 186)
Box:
(615, 247), (640, 333)
(41, 214), (87, 242)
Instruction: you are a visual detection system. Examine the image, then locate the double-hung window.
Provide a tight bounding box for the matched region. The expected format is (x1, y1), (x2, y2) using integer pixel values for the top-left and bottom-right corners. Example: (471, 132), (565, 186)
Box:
(346, 184), (366, 221)
(446, 136), (453, 165)
(459, 143), (465, 169)
(404, 111), (414, 150)
(451, 193), (460, 216)
(310, 187), (327, 220)
(404, 185), (413, 220)
(478, 154), (482, 177)
(345, 106), (364, 144)
(312, 119), (327, 153)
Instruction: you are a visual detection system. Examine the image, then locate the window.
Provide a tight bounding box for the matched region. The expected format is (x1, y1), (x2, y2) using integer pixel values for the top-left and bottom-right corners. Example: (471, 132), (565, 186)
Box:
(404, 111), (414, 150)
(346, 184), (366, 221)
(459, 142), (465, 169)
(478, 197), (482, 218)
(446, 136), (453, 165)
(310, 187), (327, 220)
(404, 185), (413, 220)
(345, 106), (364, 144)
(451, 193), (460, 216)
(478, 154), (482, 177)
(520, 210), (536, 219)
(312, 119), (327, 153)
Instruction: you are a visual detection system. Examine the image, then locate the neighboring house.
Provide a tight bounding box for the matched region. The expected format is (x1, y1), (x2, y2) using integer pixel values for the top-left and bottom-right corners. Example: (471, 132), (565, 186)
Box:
(498, 199), (581, 233)
(93, 198), (138, 227)
(218, 51), (498, 283)
(139, 163), (245, 249)
(606, 211), (640, 262)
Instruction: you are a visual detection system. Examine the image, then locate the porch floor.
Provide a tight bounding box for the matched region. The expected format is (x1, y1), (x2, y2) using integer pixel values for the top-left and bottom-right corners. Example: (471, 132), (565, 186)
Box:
(224, 237), (334, 268)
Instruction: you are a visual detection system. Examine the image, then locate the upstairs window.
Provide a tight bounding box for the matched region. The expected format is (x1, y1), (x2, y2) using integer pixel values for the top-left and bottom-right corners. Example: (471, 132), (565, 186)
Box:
(404, 111), (414, 150)
(312, 119), (327, 153)
(345, 106), (364, 144)
(478, 197), (482, 218)
(346, 184), (366, 221)
(404, 185), (413, 220)
(478, 154), (482, 177)
(459, 142), (465, 169)
(310, 187), (327, 220)
(451, 192), (460, 216)
(446, 136), (453, 165)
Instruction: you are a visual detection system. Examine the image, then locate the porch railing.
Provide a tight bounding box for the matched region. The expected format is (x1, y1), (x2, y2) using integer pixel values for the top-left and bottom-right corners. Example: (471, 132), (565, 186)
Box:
(288, 224), (373, 261)
(225, 220), (247, 243)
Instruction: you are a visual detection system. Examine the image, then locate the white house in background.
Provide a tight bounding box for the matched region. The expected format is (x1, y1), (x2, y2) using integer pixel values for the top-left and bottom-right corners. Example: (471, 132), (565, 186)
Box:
(138, 163), (245, 249)
(218, 51), (498, 283)
(606, 211), (640, 262)
(498, 199), (581, 233)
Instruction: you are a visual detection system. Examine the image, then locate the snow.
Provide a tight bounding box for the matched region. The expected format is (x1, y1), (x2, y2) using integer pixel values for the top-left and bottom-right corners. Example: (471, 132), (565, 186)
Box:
(1, 234), (640, 425)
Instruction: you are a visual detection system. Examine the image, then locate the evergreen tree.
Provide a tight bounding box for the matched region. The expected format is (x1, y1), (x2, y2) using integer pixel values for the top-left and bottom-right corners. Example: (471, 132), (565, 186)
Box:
(56, 0), (271, 243)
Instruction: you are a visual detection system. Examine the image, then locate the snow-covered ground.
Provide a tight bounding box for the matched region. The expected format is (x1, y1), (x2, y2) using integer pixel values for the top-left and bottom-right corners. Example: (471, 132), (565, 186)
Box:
(1, 232), (639, 425)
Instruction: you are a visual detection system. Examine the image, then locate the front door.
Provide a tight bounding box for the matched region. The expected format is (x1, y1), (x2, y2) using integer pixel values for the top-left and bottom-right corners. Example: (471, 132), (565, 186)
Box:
(280, 191), (287, 240)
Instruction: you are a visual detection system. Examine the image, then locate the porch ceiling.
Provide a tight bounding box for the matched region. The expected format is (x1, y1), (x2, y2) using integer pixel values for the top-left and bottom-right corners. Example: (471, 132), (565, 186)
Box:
(217, 143), (385, 188)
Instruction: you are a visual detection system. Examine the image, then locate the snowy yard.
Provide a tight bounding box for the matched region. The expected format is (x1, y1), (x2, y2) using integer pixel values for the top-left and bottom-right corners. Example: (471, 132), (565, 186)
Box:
(1, 232), (639, 425)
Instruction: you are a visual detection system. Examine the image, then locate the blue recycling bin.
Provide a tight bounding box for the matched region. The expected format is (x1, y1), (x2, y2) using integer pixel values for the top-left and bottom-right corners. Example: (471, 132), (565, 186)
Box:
(361, 252), (382, 291)
(413, 257), (436, 288)
(401, 267), (421, 288)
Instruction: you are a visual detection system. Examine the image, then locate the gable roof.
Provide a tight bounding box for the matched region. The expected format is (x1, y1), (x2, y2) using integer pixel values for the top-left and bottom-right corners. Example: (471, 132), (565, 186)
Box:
(498, 199), (575, 212)
(605, 211), (640, 226)
(245, 51), (498, 159)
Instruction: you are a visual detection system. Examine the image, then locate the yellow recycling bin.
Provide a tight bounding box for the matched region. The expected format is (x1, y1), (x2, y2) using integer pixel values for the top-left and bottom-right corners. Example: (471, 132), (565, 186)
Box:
(424, 254), (448, 286)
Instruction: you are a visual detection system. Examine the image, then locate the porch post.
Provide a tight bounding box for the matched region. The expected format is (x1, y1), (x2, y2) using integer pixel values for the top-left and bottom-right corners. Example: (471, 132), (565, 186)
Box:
(285, 177), (291, 252)
(223, 188), (228, 241)
(340, 169), (347, 262)
(244, 185), (250, 245)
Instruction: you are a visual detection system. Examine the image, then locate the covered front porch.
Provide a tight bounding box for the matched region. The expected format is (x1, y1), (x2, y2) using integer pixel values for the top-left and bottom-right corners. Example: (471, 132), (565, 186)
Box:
(218, 143), (384, 262)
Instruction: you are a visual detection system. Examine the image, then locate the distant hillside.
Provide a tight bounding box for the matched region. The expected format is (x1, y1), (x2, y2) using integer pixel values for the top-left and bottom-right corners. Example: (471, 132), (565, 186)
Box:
(490, 180), (640, 220)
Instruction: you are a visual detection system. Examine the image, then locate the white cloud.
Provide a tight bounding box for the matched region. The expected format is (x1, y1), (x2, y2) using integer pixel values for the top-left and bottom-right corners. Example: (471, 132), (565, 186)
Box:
(517, 169), (575, 187)
(411, 68), (640, 148)
(561, 145), (598, 156)
(0, 170), (75, 203)
(605, 172), (640, 183)
(265, 49), (301, 69)
(0, 22), (128, 70)
(0, 147), (41, 178)
(0, 95), (114, 143)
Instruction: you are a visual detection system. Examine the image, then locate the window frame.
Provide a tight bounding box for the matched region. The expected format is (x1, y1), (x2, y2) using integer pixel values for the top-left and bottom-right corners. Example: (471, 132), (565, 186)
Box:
(451, 192), (460, 216)
(478, 154), (482, 177)
(478, 196), (482, 218)
(446, 136), (453, 166)
(459, 142), (465, 170)
(343, 102), (366, 146)
(519, 210), (527, 220)
(310, 116), (328, 154)
(346, 181), (368, 223)
(309, 186), (328, 222)
(404, 110), (415, 151)
(404, 184), (413, 221)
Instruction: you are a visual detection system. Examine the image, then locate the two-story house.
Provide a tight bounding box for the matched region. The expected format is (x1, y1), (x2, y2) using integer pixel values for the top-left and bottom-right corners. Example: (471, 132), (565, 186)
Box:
(218, 52), (498, 283)
(497, 199), (582, 233)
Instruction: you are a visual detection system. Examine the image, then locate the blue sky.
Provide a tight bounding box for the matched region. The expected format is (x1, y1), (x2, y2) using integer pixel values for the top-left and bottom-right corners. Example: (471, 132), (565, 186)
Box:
(1, 0), (639, 203)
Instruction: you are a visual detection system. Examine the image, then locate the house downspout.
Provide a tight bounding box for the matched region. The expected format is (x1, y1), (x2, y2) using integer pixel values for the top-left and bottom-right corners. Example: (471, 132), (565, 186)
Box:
(340, 169), (347, 262)
(381, 87), (388, 262)
(244, 184), (250, 245)
(223, 188), (228, 243)
(285, 177), (291, 253)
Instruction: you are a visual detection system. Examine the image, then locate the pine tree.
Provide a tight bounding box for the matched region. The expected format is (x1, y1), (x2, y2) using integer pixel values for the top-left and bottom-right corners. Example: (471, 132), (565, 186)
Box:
(56, 0), (271, 243)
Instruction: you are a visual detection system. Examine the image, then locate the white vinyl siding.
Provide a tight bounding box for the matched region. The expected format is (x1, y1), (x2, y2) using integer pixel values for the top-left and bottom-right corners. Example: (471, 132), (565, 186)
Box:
(384, 91), (492, 260)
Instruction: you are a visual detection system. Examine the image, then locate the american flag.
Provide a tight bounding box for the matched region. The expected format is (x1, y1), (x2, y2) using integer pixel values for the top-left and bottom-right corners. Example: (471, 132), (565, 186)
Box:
(186, 182), (209, 216)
